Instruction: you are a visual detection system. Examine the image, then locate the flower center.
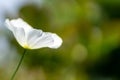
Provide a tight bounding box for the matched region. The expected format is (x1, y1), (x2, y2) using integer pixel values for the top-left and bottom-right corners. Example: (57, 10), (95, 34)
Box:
(23, 44), (31, 49)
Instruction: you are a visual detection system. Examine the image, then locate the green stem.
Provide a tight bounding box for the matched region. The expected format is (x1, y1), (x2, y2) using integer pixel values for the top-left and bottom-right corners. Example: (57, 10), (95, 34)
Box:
(10, 49), (27, 80)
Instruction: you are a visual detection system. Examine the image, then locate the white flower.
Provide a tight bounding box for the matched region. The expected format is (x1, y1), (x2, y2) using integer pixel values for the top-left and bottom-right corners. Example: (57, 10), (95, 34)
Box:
(5, 18), (62, 49)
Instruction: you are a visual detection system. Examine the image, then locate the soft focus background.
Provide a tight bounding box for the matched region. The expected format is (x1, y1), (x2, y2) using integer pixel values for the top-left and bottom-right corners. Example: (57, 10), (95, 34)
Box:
(0, 0), (120, 80)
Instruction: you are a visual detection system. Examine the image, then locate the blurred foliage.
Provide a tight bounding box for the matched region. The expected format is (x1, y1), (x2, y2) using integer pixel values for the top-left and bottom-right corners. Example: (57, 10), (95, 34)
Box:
(1, 0), (120, 80)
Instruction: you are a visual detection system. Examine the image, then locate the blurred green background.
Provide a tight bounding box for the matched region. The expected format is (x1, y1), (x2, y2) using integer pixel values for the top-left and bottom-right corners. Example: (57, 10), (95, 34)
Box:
(0, 0), (120, 80)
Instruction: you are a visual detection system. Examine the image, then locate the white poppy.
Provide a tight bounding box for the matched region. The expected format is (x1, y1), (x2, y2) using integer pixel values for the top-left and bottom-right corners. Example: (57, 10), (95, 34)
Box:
(5, 18), (62, 49)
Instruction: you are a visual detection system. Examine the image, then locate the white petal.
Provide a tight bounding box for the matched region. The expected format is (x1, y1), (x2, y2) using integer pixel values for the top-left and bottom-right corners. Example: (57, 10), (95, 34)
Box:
(10, 18), (33, 32)
(27, 29), (43, 46)
(5, 19), (15, 31)
(27, 29), (62, 49)
(48, 33), (63, 48)
(5, 19), (26, 47)
(13, 28), (26, 47)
